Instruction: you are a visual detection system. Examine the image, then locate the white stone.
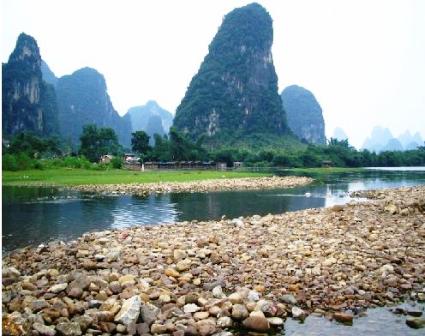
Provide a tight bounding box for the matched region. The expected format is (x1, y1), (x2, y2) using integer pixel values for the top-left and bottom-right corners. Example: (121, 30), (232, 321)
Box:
(114, 295), (141, 326)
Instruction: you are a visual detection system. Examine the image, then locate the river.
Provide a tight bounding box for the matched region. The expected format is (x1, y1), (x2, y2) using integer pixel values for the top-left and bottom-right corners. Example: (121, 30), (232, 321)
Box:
(3, 168), (425, 252)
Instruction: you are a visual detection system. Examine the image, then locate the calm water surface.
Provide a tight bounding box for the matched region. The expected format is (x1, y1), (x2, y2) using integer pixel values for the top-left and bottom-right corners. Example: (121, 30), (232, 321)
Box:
(3, 168), (425, 252)
(2, 167), (425, 335)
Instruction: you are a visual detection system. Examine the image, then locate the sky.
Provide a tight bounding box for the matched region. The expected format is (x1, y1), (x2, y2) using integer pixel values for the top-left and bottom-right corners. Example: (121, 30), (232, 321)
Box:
(2, 0), (424, 148)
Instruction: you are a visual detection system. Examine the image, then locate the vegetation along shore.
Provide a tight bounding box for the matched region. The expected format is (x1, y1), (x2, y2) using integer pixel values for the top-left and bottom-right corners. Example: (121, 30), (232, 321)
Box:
(3, 185), (425, 335)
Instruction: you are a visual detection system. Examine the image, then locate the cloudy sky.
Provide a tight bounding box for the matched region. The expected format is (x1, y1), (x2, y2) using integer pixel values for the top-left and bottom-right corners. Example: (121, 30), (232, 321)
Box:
(2, 0), (424, 148)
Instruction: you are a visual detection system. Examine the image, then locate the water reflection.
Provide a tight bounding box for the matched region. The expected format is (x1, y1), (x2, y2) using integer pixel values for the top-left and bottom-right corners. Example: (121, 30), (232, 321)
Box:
(3, 169), (425, 252)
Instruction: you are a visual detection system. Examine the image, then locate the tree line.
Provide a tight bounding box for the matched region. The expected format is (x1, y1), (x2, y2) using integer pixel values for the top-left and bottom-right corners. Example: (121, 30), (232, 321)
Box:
(3, 125), (425, 171)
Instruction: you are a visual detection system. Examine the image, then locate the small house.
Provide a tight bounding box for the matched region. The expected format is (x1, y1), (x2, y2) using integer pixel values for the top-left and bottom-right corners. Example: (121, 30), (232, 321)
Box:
(100, 154), (114, 164)
(322, 160), (333, 168)
(216, 162), (227, 170)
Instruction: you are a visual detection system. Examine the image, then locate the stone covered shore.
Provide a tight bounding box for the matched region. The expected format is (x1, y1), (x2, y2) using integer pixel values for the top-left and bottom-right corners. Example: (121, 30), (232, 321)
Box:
(72, 176), (313, 195)
(2, 186), (425, 335)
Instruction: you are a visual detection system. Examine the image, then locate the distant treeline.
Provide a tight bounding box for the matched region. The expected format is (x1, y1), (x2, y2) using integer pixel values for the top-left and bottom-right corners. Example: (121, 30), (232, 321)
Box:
(3, 127), (425, 171)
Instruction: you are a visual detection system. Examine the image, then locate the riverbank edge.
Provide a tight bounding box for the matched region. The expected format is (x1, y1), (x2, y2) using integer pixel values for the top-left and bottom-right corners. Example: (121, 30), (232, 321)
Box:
(2, 185), (425, 334)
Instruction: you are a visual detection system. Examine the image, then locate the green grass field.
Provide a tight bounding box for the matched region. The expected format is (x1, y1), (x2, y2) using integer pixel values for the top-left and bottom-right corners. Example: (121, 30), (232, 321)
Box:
(2, 169), (271, 186)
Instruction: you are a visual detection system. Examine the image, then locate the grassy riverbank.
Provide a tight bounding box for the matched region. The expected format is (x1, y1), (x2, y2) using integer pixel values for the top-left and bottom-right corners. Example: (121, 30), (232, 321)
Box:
(2, 168), (271, 186)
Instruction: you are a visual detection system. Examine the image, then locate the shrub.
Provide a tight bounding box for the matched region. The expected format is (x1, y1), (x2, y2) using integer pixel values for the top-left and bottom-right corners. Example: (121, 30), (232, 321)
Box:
(111, 157), (123, 169)
(3, 154), (19, 171)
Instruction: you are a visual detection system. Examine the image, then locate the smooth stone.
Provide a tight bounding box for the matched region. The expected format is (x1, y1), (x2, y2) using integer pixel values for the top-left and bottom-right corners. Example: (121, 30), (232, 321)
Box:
(228, 292), (243, 304)
(196, 318), (217, 336)
(184, 303), (201, 313)
(194, 311), (209, 320)
(291, 306), (306, 319)
(48, 283), (68, 293)
(247, 290), (260, 302)
(267, 317), (284, 326)
(280, 294), (297, 305)
(217, 316), (233, 328)
(232, 304), (249, 320)
(242, 312), (270, 332)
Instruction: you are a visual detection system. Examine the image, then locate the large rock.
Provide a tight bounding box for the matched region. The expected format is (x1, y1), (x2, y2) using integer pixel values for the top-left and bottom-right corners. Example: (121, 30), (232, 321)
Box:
(114, 296), (141, 326)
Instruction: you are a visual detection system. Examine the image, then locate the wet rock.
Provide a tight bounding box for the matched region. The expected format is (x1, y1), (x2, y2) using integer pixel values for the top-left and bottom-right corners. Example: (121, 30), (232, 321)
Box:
(334, 312), (354, 324)
(406, 316), (425, 329)
(407, 310), (423, 317)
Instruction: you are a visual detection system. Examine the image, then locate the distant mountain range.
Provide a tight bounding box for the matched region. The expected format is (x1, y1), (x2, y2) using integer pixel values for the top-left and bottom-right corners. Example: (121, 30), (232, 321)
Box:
(124, 100), (173, 143)
(362, 126), (423, 152)
(332, 127), (349, 141)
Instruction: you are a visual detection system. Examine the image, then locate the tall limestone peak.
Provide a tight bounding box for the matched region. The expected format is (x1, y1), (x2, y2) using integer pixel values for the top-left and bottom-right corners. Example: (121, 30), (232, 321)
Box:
(173, 3), (289, 144)
(2, 33), (59, 137)
(281, 85), (326, 145)
(56, 67), (131, 147)
(7, 33), (41, 69)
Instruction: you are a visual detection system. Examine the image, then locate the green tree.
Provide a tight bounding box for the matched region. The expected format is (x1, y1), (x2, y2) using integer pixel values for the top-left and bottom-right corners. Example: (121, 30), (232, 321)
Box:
(79, 124), (121, 162)
(131, 131), (151, 157)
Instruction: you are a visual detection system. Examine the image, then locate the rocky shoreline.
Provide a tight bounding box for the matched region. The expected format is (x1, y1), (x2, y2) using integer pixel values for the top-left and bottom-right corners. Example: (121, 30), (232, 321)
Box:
(72, 176), (313, 195)
(3, 186), (425, 335)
